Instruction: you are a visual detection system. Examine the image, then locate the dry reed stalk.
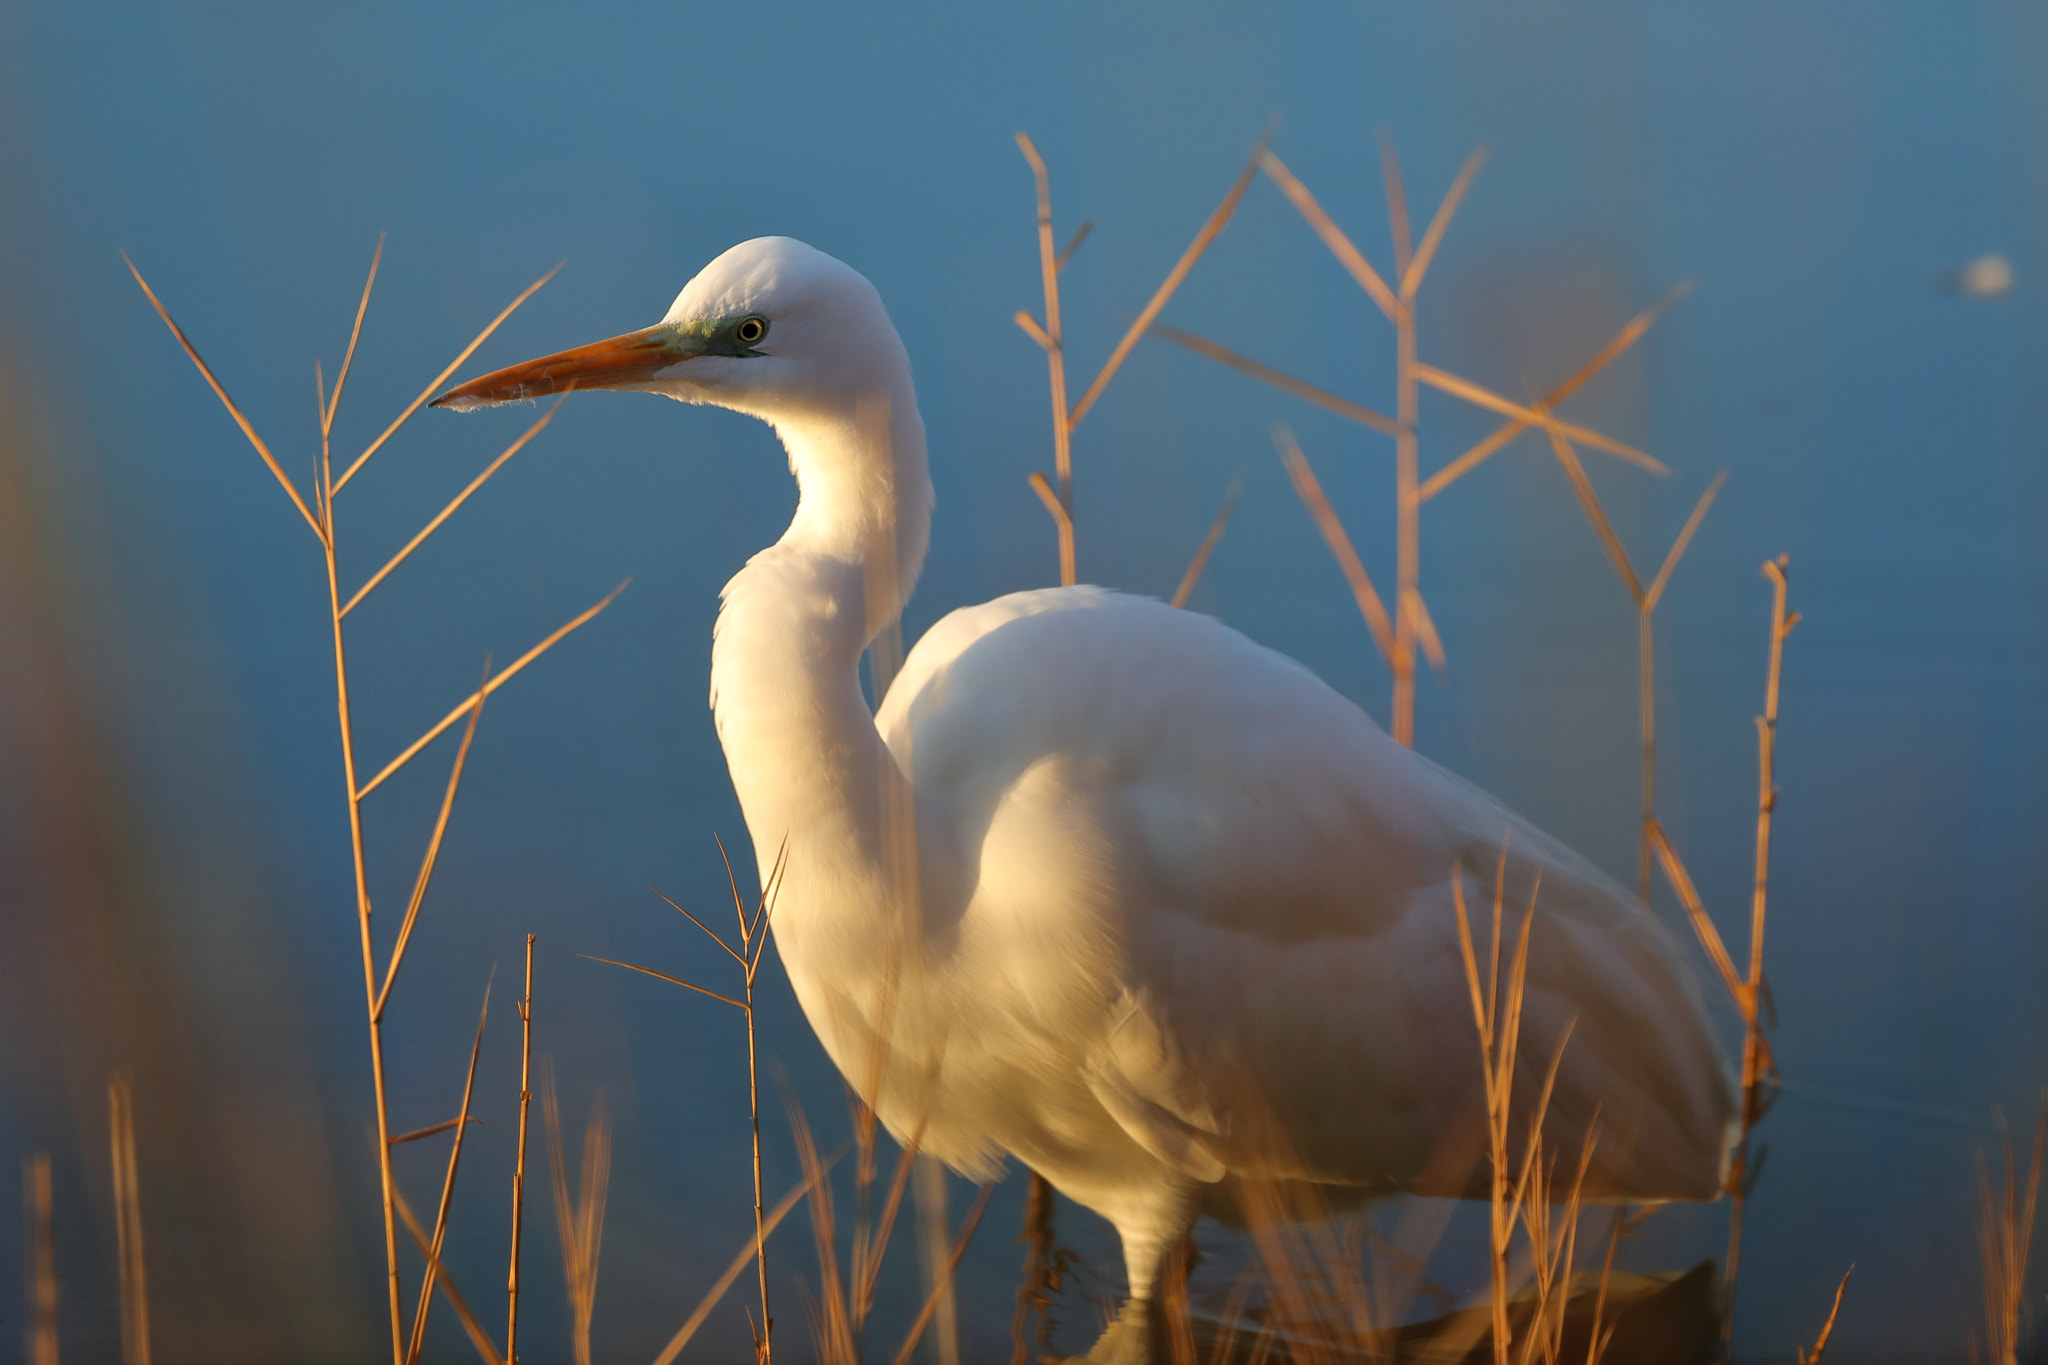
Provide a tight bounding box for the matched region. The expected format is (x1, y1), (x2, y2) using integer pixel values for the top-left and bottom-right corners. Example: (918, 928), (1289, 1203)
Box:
(888, 1181), (994, 1365)
(848, 1112), (923, 1346)
(649, 1166), (834, 1365)
(1452, 851), (1583, 1365)
(1272, 424), (1397, 665)
(544, 1073), (611, 1365)
(405, 978), (493, 1365)
(1973, 1098), (2044, 1365)
(1722, 557), (1798, 1302)
(594, 840), (787, 1359)
(1170, 470), (1245, 609)
(1643, 559), (1796, 1343)
(1010, 1169), (1075, 1365)
(393, 1187), (505, 1365)
(108, 1074), (150, 1365)
(1536, 415), (1724, 901)
(1014, 130), (1270, 586)
(1380, 137), (1421, 747)
(1798, 1266), (1851, 1365)
(783, 1087), (855, 1364)
(128, 242), (611, 1364)
(507, 935), (535, 1365)
(24, 1153), (56, 1365)
(1163, 144), (1683, 748)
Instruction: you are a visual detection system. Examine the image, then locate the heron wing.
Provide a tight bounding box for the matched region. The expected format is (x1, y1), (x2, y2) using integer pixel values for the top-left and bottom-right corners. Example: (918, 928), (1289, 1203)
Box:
(878, 588), (1734, 1201)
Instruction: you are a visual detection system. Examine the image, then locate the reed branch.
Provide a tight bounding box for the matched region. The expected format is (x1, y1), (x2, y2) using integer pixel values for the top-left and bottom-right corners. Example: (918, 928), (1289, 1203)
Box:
(357, 580), (627, 799)
(545, 1076), (611, 1365)
(1170, 470), (1244, 609)
(887, 1183), (995, 1365)
(343, 399), (564, 617)
(1148, 324), (1400, 436)
(109, 1074), (151, 1365)
(405, 977), (493, 1365)
(1067, 131), (1271, 432)
(507, 936), (535, 1365)
(334, 262), (561, 494)
(375, 675), (488, 1019)
(1798, 1266), (1852, 1365)
(1273, 424), (1397, 667)
(394, 1187), (505, 1365)
(1417, 285), (1689, 503)
(124, 254), (322, 539)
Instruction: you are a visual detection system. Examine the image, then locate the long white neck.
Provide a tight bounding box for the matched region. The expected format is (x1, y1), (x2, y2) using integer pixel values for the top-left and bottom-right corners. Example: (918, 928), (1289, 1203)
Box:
(707, 368), (934, 961)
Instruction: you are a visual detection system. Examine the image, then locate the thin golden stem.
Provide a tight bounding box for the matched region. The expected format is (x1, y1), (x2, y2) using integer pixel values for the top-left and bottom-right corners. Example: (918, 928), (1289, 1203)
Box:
(1386, 137), (1419, 748)
(320, 451), (405, 1365)
(1540, 422), (1645, 603)
(406, 978), (493, 1365)
(356, 580), (628, 799)
(1170, 470), (1244, 610)
(887, 1183), (995, 1365)
(1798, 1266), (1852, 1365)
(389, 1117), (480, 1146)
(393, 1188), (505, 1365)
(109, 1074), (150, 1365)
(1636, 471), (1726, 902)
(1726, 558), (1797, 1307)
(1026, 472), (1076, 588)
(123, 254), (323, 539)
(1419, 364), (1666, 476)
(375, 674), (488, 1019)
(1150, 324), (1401, 436)
(1016, 133), (1075, 582)
(1402, 148), (1487, 301)
(343, 399), (564, 617)
(334, 262), (562, 494)
(1259, 151), (1401, 322)
(24, 1154), (57, 1365)
(507, 936), (534, 1365)
(1273, 425), (1397, 666)
(649, 1168), (834, 1365)
(1055, 221), (1093, 272)
(1068, 130), (1271, 432)
(1639, 607), (1655, 903)
(1416, 285), (1689, 502)
(326, 235), (385, 436)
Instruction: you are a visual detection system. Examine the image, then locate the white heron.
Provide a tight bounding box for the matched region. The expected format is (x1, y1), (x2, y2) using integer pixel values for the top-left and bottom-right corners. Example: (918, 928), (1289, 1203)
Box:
(435, 237), (1733, 1361)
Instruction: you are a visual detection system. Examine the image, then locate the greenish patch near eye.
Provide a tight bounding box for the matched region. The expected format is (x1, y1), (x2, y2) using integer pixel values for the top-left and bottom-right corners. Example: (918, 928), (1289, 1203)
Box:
(665, 314), (770, 357)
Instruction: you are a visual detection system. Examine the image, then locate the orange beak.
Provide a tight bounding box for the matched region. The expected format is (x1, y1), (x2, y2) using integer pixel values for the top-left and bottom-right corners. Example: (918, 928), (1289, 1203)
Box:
(430, 323), (704, 411)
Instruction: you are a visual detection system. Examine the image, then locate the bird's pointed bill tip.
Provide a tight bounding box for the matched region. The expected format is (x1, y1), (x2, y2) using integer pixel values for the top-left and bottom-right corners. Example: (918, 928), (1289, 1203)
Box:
(427, 324), (695, 414)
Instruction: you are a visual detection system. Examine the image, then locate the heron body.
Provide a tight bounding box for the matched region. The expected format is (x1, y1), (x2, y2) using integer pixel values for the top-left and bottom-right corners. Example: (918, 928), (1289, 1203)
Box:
(437, 237), (1733, 1338)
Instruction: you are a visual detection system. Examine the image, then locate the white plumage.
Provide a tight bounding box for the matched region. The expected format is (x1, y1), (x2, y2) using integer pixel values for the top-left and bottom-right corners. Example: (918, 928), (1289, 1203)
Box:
(436, 236), (1733, 1348)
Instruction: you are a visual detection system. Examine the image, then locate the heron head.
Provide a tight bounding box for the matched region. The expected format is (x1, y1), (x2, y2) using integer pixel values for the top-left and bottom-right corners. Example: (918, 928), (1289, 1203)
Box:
(431, 237), (904, 420)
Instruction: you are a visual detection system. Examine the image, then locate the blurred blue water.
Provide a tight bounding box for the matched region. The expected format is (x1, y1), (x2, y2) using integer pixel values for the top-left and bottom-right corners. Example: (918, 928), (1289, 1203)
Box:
(0, 3), (2042, 1361)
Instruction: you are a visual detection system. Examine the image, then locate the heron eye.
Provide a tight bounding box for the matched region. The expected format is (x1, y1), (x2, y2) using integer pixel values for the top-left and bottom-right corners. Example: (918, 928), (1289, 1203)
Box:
(734, 315), (768, 347)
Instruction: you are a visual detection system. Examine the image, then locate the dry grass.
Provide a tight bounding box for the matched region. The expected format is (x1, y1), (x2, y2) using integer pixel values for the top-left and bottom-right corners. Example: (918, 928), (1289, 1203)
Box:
(108, 1074), (150, 1365)
(1152, 140), (1682, 750)
(591, 841), (787, 1358)
(128, 242), (616, 1365)
(1013, 128), (1270, 586)
(506, 935), (536, 1365)
(24, 1153), (57, 1365)
(1972, 1097), (2045, 1365)
(545, 1071), (612, 1365)
(1799, 1266), (1851, 1365)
